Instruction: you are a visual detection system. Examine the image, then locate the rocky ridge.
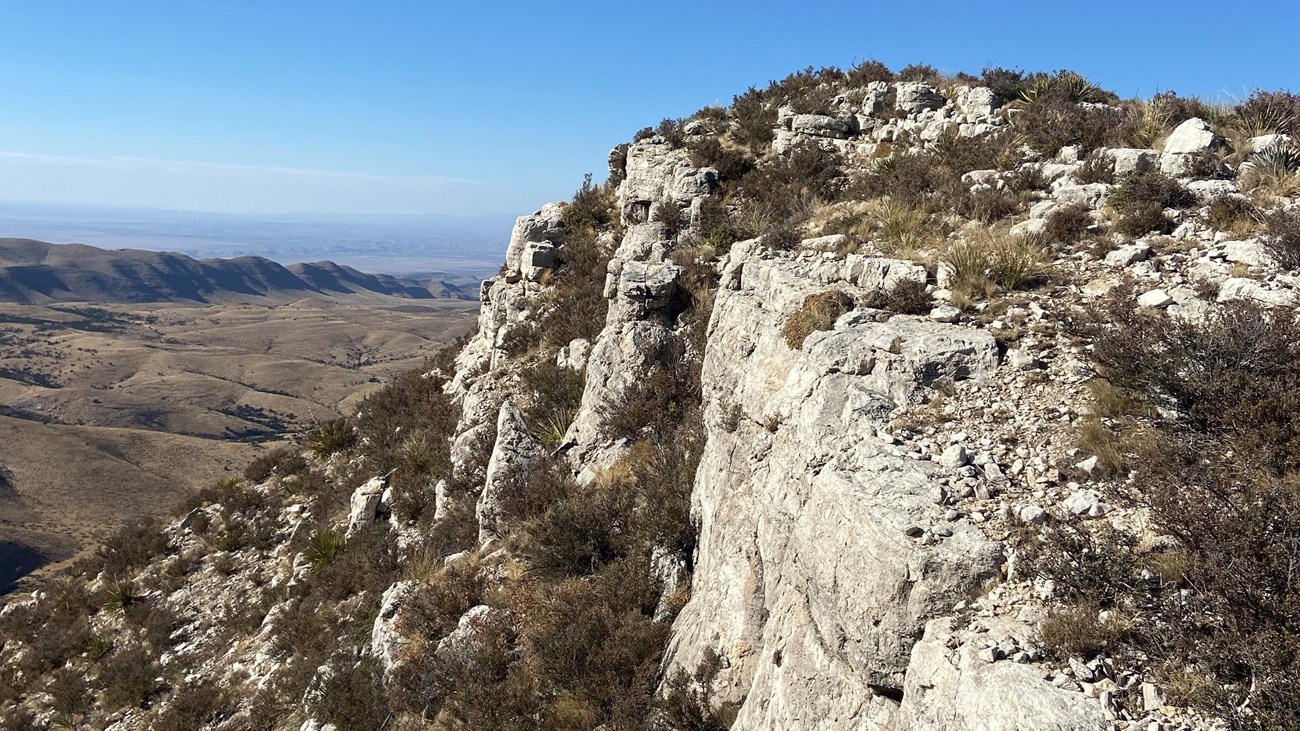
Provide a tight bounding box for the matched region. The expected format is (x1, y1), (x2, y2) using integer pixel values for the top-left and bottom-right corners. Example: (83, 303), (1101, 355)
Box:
(4, 66), (1296, 730)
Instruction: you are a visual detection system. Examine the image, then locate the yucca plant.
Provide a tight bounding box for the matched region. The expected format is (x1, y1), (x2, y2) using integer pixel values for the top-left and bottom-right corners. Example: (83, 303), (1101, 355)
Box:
(307, 419), (355, 457)
(102, 580), (138, 611)
(306, 529), (344, 569)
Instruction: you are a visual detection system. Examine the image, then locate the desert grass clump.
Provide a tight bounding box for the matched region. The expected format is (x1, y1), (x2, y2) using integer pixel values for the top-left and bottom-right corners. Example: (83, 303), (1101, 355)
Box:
(865, 197), (934, 254)
(781, 291), (855, 349)
(945, 229), (1046, 302)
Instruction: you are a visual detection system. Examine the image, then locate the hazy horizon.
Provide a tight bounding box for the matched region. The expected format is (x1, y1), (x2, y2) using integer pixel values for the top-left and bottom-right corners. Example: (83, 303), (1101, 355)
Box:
(0, 200), (513, 276)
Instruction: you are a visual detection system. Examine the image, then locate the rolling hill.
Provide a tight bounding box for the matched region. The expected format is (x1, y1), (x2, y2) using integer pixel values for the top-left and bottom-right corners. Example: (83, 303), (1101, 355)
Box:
(0, 238), (476, 303)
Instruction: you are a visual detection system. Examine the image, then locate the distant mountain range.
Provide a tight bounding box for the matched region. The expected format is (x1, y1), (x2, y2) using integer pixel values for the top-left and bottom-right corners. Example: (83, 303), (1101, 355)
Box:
(0, 238), (482, 303)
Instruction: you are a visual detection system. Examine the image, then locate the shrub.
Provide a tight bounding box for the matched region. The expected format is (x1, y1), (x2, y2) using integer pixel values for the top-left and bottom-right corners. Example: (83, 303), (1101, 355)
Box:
(687, 136), (754, 182)
(1234, 88), (1300, 135)
(1109, 170), (1195, 216)
(1043, 203), (1093, 244)
(152, 680), (232, 731)
(1262, 208), (1300, 269)
(1114, 202), (1171, 236)
(1073, 150), (1115, 184)
(520, 359), (584, 450)
(310, 657), (389, 731)
(1013, 97), (1128, 155)
(307, 419), (355, 457)
(1149, 90), (1216, 128)
(759, 222), (803, 251)
(653, 199), (682, 235)
(86, 518), (170, 579)
(1203, 195), (1259, 233)
(846, 59), (894, 85)
(598, 359), (697, 444)
(959, 188), (1023, 223)
(782, 291), (855, 349)
(863, 279), (932, 315)
(730, 86), (776, 153)
(851, 152), (936, 207)
(896, 63), (941, 82)
(243, 446), (307, 483)
(98, 642), (159, 709)
(980, 66), (1026, 101)
(739, 140), (842, 219)
(690, 197), (758, 252)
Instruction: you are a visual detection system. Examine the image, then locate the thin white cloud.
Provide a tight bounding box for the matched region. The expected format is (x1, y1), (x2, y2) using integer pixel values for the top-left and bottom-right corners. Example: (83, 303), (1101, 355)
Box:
(0, 150), (479, 185)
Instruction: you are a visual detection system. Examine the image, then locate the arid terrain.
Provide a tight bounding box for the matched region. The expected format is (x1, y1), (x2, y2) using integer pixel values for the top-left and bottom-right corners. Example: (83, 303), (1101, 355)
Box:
(0, 296), (478, 591)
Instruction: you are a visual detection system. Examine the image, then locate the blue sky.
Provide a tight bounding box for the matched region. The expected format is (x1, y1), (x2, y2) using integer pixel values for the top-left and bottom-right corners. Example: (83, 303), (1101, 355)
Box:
(0, 1), (1296, 216)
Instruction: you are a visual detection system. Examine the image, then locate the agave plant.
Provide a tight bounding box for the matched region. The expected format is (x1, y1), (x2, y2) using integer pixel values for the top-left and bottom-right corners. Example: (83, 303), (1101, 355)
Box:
(1241, 142), (1300, 197)
(1016, 70), (1107, 106)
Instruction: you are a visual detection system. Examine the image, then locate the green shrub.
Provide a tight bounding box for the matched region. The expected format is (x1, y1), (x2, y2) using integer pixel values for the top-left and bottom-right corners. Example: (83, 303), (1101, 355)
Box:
(897, 63), (941, 82)
(1109, 170), (1195, 225)
(782, 291), (855, 349)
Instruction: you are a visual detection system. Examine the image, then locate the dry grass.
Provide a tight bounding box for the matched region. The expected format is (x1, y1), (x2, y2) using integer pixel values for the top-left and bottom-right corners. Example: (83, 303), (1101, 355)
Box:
(944, 227), (1046, 302)
(781, 291), (856, 349)
(1038, 604), (1130, 659)
(865, 197), (936, 256)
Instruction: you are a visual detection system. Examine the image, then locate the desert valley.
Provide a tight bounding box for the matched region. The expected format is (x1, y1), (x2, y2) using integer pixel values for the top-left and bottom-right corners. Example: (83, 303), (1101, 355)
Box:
(0, 240), (480, 591)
